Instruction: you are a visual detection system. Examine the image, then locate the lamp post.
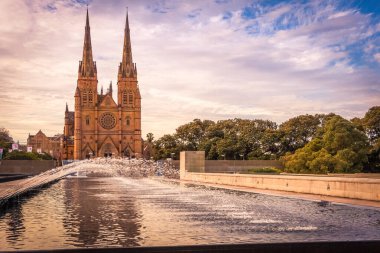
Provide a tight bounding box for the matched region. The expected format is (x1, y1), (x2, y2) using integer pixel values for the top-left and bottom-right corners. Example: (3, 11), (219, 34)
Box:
(221, 154), (225, 160)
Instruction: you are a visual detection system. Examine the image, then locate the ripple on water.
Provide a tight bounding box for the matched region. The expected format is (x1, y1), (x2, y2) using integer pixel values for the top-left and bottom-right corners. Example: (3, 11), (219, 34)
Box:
(0, 175), (380, 250)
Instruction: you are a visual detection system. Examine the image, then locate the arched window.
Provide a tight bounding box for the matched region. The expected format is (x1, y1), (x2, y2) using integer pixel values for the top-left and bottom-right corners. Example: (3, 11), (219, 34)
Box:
(88, 90), (93, 104)
(128, 92), (133, 105)
(85, 115), (90, 125)
(126, 116), (130, 126)
(83, 91), (87, 104)
(123, 91), (127, 104)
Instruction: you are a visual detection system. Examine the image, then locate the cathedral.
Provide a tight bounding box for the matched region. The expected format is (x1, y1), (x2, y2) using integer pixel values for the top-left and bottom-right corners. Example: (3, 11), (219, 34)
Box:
(62, 9), (142, 160)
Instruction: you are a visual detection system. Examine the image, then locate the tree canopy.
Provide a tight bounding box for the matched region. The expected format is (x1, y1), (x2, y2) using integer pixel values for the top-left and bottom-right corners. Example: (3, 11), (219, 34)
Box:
(0, 127), (14, 158)
(282, 116), (369, 173)
(3, 150), (53, 160)
(152, 107), (379, 173)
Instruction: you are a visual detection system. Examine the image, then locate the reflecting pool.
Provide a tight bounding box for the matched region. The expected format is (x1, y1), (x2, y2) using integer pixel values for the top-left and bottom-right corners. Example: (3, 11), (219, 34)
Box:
(0, 177), (379, 250)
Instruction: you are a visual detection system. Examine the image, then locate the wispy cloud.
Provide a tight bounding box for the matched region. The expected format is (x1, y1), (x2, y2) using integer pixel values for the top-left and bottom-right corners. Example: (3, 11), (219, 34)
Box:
(0, 0), (379, 142)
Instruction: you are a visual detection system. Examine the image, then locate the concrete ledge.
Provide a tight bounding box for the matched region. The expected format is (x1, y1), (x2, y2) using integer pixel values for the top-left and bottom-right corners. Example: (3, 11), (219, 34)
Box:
(0, 174), (29, 183)
(182, 172), (380, 201)
(1, 241), (379, 253)
(205, 160), (283, 172)
(0, 160), (56, 175)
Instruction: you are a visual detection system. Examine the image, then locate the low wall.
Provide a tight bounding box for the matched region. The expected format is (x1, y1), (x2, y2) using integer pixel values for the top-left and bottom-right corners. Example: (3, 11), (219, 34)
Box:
(172, 159), (282, 172)
(205, 160), (283, 173)
(0, 160), (56, 175)
(182, 172), (380, 201)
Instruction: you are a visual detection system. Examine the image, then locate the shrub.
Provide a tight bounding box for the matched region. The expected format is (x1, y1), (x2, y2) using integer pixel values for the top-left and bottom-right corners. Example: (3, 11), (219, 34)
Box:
(247, 167), (282, 174)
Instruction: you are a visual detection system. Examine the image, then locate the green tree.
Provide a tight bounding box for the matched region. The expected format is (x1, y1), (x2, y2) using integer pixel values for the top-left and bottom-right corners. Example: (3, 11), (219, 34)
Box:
(175, 119), (214, 151)
(278, 114), (321, 154)
(153, 134), (181, 160)
(198, 123), (224, 159)
(362, 106), (380, 143)
(0, 127), (14, 158)
(146, 133), (154, 143)
(362, 106), (380, 172)
(3, 151), (53, 160)
(282, 116), (369, 173)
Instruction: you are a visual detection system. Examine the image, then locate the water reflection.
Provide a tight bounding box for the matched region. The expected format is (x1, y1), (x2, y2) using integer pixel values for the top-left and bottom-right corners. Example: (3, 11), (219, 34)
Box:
(62, 179), (142, 247)
(5, 201), (25, 247)
(0, 177), (379, 251)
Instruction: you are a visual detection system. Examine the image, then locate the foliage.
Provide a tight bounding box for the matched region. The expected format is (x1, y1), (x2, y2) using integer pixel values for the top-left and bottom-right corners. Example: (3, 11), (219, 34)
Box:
(361, 106), (380, 172)
(365, 139), (380, 172)
(362, 106), (380, 144)
(3, 150), (53, 160)
(247, 167), (282, 174)
(4, 150), (38, 160)
(282, 116), (369, 173)
(0, 127), (14, 158)
(150, 107), (378, 173)
(278, 114), (321, 154)
(176, 119), (215, 151)
(153, 134), (182, 160)
(146, 133), (154, 143)
(153, 118), (280, 160)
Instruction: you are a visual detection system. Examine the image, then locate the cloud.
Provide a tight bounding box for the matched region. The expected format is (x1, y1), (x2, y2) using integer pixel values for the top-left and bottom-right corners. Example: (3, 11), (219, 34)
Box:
(374, 53), (380, 63)
(0, 0), (379, 143)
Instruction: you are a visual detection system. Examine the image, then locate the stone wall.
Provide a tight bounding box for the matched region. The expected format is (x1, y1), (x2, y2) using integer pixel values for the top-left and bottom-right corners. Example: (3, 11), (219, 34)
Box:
(0, 160), (56, 175)
(180, 151), (205, 179)
(205, 160), (283, 173)
(172, 159), (282, 172)
(181, 172), (380, 201)
(179, 151), (380, 202)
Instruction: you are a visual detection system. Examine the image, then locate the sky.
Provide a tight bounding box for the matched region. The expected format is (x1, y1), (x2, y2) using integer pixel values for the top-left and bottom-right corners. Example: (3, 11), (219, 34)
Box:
(0, 0), (379, 143)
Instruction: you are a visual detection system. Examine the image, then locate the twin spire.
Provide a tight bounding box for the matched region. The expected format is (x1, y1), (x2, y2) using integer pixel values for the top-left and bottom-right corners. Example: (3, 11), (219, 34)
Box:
(119, 10), (137, 78)
(79, 8), (136, 79)
(79, 8), (96, 78)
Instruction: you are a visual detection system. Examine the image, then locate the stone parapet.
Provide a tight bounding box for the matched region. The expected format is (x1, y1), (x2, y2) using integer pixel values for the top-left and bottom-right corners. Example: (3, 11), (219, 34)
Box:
(181, 172), (380, 201)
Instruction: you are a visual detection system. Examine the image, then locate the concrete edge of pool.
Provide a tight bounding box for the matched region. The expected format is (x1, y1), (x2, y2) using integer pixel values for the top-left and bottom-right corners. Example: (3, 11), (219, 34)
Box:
(0, 240), (379, 253)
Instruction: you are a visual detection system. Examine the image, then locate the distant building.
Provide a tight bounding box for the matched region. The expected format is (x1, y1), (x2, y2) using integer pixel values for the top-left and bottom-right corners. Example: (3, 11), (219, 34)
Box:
(63, 9), (142, 160)
(27, 130), (62, 159)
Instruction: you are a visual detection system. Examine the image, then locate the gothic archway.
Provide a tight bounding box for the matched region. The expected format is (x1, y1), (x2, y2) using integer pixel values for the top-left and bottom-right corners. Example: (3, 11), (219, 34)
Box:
(104, 143), (112, 157)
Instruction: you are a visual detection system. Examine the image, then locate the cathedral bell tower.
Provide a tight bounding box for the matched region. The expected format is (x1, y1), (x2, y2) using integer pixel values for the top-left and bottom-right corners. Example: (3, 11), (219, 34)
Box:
(74, 8), (98, 160)
(117, 10), (142, 157)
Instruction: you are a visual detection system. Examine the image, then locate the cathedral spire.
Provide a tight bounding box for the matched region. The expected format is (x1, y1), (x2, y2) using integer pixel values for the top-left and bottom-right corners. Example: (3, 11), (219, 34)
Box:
(79, 8), (96, 78)
(65, 102), (68, 112)
(119, 9), (136, 78)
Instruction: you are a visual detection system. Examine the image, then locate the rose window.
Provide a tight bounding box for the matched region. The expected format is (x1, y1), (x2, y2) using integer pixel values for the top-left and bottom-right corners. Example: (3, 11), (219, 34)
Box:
(99, 112), (116, 129)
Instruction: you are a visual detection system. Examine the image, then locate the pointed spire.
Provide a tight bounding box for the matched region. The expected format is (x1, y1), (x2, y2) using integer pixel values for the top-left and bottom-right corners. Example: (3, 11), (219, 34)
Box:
(65, 102), (68, 112)
(119, 8), (135, 78)
(109, 81), (113, 95)
(101, 85), (103, 95)
(79, 7), (96, 78)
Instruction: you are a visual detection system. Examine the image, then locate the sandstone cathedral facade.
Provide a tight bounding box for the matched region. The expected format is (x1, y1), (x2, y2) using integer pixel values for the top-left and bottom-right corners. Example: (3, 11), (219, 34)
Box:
(62, 10), (142, 160)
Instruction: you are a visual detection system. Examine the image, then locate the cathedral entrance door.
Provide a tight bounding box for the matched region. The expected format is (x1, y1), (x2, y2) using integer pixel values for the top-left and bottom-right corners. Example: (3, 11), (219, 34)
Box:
(104, 143), (112, 158)
(104, 152), (112, 158)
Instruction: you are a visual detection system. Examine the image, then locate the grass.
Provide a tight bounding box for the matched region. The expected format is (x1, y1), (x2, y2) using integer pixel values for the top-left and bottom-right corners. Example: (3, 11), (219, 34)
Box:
(246, 167), (282, 174)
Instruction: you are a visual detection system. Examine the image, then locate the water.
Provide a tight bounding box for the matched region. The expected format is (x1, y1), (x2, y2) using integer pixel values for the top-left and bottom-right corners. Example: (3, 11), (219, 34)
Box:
(1, 176), (380, 251)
